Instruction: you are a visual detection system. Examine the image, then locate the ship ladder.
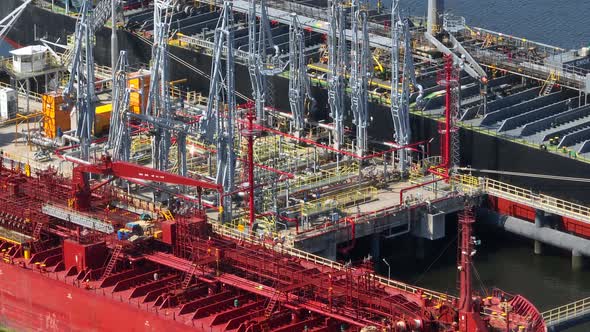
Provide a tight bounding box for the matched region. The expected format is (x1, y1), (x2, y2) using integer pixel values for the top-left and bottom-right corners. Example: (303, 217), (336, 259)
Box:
(100, 245), (123, 281)
(260, 289), (281, 330)
(31, 222), (44, 253)
(161, 209), (175, 221)
(540, 71), (559, 96)
(181, 263), (198, 289)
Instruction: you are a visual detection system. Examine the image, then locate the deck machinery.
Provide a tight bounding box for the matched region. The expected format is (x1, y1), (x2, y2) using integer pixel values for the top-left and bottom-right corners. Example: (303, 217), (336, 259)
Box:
(0, 154), (545, 331)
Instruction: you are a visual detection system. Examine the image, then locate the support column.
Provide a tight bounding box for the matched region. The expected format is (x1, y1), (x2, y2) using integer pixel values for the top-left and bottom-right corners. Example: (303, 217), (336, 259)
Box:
(370, 233), (381, 261)
(572, 250), (585, 271)
(534, 209), (544, 255)
(319, 244), (337, 261)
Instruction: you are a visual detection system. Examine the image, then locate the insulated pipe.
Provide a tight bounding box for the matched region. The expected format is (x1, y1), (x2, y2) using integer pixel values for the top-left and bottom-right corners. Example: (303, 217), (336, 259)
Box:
(478, 209), (590, 257)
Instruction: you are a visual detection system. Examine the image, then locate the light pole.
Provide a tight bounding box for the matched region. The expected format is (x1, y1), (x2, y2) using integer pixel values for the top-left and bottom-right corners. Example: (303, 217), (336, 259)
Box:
(382, 258), (390, 280)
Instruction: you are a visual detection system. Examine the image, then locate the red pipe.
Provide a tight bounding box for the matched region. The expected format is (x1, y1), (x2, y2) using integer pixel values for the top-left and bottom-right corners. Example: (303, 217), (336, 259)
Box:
(240, 118), (430, 161)
(246, 112), (256, 228)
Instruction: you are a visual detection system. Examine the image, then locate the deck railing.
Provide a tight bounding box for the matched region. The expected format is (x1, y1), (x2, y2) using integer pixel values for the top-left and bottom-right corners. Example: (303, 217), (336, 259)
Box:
(542, 297), (590, 327)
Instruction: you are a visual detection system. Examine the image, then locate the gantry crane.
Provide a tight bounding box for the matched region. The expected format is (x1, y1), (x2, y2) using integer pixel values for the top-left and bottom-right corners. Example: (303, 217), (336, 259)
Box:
(202, 1), (237, 222)
(288, 13), (315, 135)
(350, 0), (370, 156)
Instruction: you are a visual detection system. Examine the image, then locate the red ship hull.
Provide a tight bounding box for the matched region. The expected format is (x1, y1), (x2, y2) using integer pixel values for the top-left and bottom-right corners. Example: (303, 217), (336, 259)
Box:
(0, 263), (197, 332)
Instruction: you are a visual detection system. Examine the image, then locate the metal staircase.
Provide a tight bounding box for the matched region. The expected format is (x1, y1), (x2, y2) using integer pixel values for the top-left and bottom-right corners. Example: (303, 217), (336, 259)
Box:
(259, 289), (280, 331)
(181, 263), (197, 289)
(100, 245), (122, 281)
(31, 222), (44, 254)
(161, 209), (174, 221)
(540, 71), (559, 96)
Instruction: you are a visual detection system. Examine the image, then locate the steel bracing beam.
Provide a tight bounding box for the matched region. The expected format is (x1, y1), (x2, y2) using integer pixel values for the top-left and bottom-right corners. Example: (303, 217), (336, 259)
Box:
(202, 1), (237, 222)
(288, 13), (315, 134)
(146, 0), (175, 171)
(328, 0), (346, 150)
(350, 0), (370, 156)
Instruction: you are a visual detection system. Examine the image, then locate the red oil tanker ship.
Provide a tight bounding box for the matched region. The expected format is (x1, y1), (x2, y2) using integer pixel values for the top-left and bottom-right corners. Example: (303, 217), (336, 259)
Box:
(0, 154), (545, 331)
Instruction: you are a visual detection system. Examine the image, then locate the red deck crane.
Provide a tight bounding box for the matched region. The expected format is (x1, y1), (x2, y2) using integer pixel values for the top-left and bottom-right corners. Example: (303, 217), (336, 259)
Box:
(71, 155), (222, 211)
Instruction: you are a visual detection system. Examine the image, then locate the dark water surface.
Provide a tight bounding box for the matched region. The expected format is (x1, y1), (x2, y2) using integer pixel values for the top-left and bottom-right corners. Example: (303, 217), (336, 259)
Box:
(377, 0), (590, 49)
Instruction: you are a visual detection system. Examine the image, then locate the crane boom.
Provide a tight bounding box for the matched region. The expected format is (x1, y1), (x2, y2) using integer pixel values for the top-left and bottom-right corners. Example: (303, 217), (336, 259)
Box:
(72, 155), (221, 211)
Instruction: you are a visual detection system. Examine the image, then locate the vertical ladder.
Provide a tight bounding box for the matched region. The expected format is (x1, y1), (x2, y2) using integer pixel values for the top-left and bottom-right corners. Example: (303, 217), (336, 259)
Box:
(100, 245), (123, 281)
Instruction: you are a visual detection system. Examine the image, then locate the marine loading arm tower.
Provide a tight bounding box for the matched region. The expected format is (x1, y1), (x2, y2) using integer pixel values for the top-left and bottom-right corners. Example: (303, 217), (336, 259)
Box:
(202, 1), (237, 223)
(288, 13), (315, 134)
(145, 0), (175, 172)
(390, 0), (424, 175)
(350, 0), (370, 156)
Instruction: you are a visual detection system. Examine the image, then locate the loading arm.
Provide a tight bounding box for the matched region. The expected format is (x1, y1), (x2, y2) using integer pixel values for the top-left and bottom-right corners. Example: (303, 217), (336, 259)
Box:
(424, 32), (486, 82)
(402, 19), (424, 107)
(0, 0), (31, 41)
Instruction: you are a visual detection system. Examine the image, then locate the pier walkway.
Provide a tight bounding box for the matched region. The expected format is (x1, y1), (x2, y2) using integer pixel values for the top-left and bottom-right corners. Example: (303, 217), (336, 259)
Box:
(543, 297), (590, 331)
